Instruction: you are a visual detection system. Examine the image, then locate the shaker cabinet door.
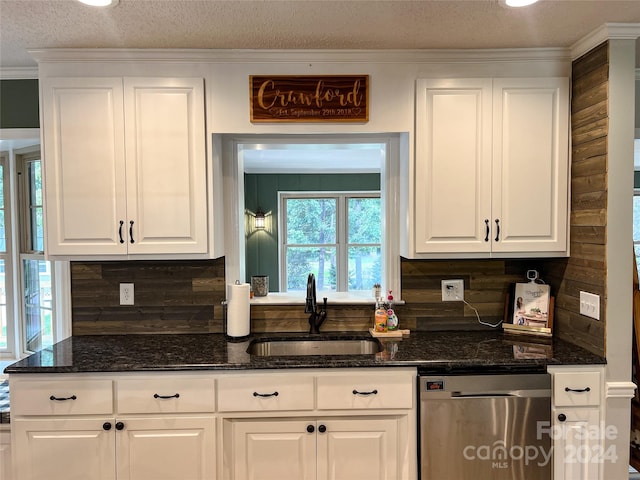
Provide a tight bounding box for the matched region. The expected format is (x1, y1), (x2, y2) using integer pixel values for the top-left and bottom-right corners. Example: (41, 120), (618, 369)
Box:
(491, 77), (569, 253)
(123, 77), (208, 255)
(41, 77), (128, 256)
(12, 417), (116, 480)
(414, 78), (493, 254)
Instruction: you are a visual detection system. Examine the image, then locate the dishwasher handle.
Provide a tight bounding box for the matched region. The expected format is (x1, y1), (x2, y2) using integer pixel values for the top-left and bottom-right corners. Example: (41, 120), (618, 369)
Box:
(450, 389), (550, 398)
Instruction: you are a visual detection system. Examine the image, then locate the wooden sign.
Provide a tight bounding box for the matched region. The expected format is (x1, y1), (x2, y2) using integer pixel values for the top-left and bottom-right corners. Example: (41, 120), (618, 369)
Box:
(250, 75), (369, 123)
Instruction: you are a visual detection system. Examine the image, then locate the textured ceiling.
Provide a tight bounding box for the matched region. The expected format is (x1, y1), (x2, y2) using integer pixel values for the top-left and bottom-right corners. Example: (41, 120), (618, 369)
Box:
(1, 0), (640, 69)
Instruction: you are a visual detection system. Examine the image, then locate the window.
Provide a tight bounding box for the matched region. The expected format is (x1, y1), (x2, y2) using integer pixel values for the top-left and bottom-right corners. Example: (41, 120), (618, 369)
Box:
(18, 150), (54, 352)
(281, 193), (381, 292)
(0, 139), (66, 362)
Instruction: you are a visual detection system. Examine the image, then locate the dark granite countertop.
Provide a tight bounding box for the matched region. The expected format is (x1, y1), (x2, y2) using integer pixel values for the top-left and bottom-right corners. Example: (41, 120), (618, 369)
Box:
(3, 330), (605, 375)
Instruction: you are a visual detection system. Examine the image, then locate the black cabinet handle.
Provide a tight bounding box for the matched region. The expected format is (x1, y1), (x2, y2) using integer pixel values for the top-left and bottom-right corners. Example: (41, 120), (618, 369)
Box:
(318, 424), (327, 433)
(129, 220), (135, 244)
(115, 422), (125, 431)
(494, 219), (500, 242)
(154, 393), (180, 399)
(103, 422), (112, 431)
(307, 425), (315, 433)
(49, 394), (77, 401)
(565, 386), (591, 393)
(352, 389), (378, 396)
(557, 413), (567, 422)
(253, 391), (279, 398)
(118, 220), (125, 244)
(484, 219), (490, 242)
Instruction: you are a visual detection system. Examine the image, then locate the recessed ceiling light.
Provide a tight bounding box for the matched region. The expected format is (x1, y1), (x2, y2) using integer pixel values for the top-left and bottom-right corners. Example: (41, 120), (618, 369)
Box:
(77, 0), (119, 7)
(505, 0), (539, 6)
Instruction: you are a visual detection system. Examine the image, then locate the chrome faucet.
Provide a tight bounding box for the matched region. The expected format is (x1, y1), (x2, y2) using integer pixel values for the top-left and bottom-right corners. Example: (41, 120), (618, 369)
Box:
(305, 273), (327, 334)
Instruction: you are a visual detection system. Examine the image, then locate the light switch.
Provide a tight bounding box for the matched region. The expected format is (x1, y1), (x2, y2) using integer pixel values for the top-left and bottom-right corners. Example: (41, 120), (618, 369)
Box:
(579, 291), (600, 320)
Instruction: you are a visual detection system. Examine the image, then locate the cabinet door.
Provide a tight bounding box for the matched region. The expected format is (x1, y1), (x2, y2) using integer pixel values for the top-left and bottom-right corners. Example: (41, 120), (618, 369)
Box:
(415, 78), (493, 253)
(492, 78), (569, 252)
(229, 418), (316, 480)
(123, 78), (208, 254)
(552, 408), (600, 480)
(41, 77), (128, 256)
(12, 418), (116, 480)
(316, 417), (399, 480)
(116, 416), (215, 480)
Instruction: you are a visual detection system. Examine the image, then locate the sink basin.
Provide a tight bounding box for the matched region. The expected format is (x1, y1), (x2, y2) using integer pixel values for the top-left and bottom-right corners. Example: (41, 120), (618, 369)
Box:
(247, 336), (383, 356)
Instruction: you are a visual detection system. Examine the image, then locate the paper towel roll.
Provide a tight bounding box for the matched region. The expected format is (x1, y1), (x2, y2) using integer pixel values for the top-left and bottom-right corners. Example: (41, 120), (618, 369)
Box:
(226, 282), (250, 338)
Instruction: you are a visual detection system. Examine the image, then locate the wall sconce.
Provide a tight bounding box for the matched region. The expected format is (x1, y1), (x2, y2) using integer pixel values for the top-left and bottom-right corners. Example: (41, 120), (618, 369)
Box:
(255, 208), (266, 229)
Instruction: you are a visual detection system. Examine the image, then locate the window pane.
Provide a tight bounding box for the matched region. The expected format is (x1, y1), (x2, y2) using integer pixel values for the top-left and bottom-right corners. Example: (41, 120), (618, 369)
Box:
(634, 196), (640, 242)
(0, 164), (4, 209)
(348, 197), (381, 244)
(23, 259), (53, 352)
(0, 260), (6, 349)
(286, 246), (336, 291)
(286, 198), (336, 244)
(0, 210), (5, 254)
(348, 246), (382, 291)
(28, 161), (44, 252)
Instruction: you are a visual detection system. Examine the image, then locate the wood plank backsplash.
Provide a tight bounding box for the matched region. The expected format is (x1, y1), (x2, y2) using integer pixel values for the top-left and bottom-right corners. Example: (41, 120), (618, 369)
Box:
(71, 257), (545, 335)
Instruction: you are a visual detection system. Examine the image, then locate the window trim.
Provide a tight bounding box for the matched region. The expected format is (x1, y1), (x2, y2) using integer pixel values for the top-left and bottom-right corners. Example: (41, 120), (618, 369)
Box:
(279, 191), (381, 293)
(220, 133), (404, 305)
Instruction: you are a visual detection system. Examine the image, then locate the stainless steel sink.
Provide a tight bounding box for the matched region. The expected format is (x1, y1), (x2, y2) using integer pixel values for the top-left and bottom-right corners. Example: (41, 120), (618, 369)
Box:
(247, 337), (382, 356)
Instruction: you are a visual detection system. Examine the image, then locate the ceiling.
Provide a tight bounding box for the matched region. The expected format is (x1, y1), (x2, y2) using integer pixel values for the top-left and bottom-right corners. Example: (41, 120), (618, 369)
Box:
(2, 0), (640, 70)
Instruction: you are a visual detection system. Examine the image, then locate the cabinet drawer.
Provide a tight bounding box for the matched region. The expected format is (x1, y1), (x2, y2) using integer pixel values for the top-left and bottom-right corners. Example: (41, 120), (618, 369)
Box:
(553, 371), (601, 406)
(317, 373), (413, 410)
(12, 379), (113, 415)
(116, 377), (215, 413)
(217, 375), (314, 412)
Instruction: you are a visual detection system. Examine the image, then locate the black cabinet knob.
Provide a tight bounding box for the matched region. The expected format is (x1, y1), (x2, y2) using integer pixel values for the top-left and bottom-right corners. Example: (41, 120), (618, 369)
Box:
(307, 425), (315, 433)
(318, 424), (327, 433)
(557, 413), (567, 422)
(115, 421), (125, 431)
(103, 422), (112, 431)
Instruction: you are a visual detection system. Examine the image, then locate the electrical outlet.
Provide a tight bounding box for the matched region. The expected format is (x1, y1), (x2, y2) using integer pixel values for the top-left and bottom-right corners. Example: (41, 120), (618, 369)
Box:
(579, 291), (600, 320)
(120, 283), (134, 306)
(441, 279), (464, 302)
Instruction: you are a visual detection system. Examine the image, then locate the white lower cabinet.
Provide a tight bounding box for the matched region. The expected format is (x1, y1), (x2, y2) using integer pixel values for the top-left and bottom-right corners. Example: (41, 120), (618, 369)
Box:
(548, 366), (605, 480)
(316, 417), (399, 480)
(221, 369), (415, 480)
(229, 418), (316, 480)
(13, 417), (116, 480)
(10, 374), (217, 480)
(116, 416), (216, 480)
(227, 417), (399, 480)
(10, 369), (416, 480)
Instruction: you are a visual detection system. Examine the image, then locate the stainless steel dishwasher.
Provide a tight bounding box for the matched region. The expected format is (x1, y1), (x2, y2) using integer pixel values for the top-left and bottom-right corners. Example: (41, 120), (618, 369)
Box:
(419, 371), (551, 479)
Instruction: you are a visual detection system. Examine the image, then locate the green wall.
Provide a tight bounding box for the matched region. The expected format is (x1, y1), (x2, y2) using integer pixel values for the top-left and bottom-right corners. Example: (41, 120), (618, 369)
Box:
(244, 173), (380, 291)
(0, 79), (39, 128)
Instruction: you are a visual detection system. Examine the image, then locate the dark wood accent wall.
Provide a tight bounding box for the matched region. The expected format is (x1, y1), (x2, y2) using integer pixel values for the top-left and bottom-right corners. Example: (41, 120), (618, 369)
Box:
(70, 257), (542, 335)
(541, 42), (609, 356)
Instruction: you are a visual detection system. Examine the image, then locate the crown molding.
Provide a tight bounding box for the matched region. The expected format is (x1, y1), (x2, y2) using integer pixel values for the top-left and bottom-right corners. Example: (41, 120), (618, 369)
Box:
(28, 47), (571, 66)
(0, 67), (38, 79)
(571, 23), (640, 61)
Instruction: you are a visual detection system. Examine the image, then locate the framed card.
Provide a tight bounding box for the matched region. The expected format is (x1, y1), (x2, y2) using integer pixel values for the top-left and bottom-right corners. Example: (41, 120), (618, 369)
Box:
(503, 282), (553, 337)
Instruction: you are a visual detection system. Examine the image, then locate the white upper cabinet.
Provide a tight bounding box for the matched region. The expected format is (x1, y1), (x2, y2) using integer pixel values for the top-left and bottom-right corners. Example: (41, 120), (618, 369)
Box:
(413, 77), (569, 256)
(42, 76), (208, 258)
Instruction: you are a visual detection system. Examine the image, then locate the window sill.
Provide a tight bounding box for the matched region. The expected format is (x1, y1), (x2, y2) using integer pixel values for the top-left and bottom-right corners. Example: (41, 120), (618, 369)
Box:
(250, 292), (403, 306)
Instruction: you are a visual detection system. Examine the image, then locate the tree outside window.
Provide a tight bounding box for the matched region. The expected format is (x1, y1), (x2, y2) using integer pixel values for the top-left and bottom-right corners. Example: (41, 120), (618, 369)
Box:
(282, 193), (381, 293)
